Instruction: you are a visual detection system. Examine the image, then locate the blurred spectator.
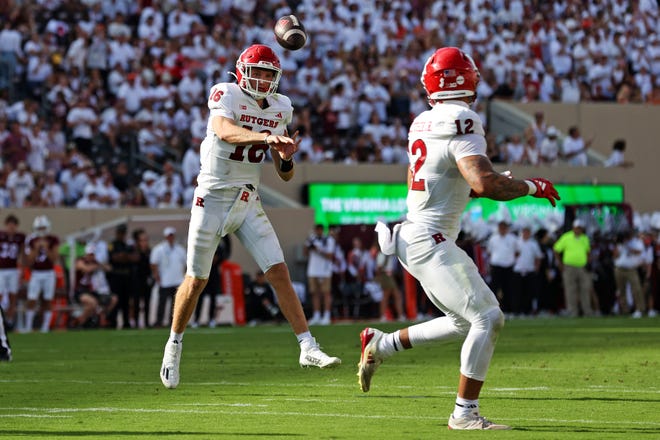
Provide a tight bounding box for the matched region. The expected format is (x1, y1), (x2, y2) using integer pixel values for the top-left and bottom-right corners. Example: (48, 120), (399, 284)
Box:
(613, 230), (646, 317)
(504, 134), (525, 165)
(154, 161), (183, 206)
(604, 139), (632, 168)
(245, 270), (281, 325)
(150, 226), (186, 327)
(373, 243), (405, 322)
(23, 215), (60, 333)
(304, 224), (335, 326)
(26, 120), (48, 174)
(524, 134), (540, 166)
(526, 111), (547, 145)
(589, 230), (617, 316)
(41, 169), (64, 207)
(344, 236), (368, 317)
(139, 170), (161, 207)
(76, 185), (104, 209)
(181, 139), (201, 188)
(70, 242), (117, 329)
(108, 224), (134, 329)
(6, 161), (34, 207)
(487, 220), (518, 314)
(512, 225), (543, 316)
(2, 120), (30, 167)
(562, 126), (593, 166)
(0, 213), (25, 330)
(131, 228), (153, 329)
(539, 126), (560, 165)
(66, 98), (99, 158)
(0, 20), (24, 98)
(554, 220), (593, 317)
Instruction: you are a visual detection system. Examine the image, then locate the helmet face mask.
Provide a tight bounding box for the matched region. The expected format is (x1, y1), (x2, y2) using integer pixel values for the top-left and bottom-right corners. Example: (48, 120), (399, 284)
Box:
(235, 44), (282, 99)
(421, 47), (480, 103)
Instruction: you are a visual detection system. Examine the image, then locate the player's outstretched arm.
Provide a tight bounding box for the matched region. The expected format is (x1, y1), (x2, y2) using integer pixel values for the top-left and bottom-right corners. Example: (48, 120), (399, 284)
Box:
(458, 155), (560, 206)
(212, 115), (274, 146)
(270, 129), (300, 182)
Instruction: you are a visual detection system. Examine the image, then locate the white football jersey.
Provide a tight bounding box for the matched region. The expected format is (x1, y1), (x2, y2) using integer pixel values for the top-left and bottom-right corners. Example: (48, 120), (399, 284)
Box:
(406, 100), (486, 240)
(197, 83), (293, 190)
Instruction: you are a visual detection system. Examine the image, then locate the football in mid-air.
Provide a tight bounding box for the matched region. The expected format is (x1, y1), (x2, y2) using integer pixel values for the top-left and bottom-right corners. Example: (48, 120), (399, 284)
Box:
(274, 15), (307, 51)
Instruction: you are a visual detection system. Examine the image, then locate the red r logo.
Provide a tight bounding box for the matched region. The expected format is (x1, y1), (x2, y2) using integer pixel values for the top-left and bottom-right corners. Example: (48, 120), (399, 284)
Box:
(195, 197), (205, 207)
(431, 232), (446, 244)
(240, 191), (250, 202)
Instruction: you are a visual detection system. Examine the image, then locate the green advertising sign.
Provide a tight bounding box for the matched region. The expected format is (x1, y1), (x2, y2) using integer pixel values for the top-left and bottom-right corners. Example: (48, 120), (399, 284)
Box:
(308, 183), (624, 226)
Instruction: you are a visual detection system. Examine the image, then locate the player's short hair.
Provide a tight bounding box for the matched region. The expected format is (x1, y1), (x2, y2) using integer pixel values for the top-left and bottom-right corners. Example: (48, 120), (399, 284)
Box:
(4, 214), (19, 225)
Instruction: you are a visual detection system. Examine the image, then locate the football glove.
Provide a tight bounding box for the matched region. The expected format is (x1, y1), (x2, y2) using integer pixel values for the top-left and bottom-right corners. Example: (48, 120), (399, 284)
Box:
(526, 178), (560, 207)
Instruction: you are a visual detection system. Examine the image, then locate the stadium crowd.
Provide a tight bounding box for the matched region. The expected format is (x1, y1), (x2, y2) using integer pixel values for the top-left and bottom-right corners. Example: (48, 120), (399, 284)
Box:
(0, 0), (658, 208)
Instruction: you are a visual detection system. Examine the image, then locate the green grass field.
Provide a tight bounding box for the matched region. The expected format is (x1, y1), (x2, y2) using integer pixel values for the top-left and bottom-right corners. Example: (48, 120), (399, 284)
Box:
(1, 317), (659, 439)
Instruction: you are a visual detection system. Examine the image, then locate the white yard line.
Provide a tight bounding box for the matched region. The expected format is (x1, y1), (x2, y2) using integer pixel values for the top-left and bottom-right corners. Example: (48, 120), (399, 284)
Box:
(0, 414), (71, 418)
(1, 378), (658, 394)
(0, 407), (658, 426)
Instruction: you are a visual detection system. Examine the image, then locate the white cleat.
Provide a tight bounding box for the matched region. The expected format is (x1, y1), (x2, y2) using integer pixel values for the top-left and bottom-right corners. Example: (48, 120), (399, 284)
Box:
(448, 414), (511, 430)
(299, 338), (341, 368)
(160, 339), (182, 389)
(357, 327), (384, 392)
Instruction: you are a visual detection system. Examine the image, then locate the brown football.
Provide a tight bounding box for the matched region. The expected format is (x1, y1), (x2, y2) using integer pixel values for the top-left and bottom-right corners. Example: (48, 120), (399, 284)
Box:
(274, 15), (307, 51)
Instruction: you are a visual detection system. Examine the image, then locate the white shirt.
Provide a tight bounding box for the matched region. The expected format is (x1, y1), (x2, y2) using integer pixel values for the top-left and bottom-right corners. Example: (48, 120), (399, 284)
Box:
(0, 28), (23, 55)
(306, 234), (336, 278)
(177, 75), (204, 105)
(197, 82), (292, 191)
(487, 232), (518, 267)
(139, 181), (160, 208)
(66, 107), (97, 139)
(181, 147), (200, 186)
(539, 138), (560, 164)
(150, 240), (187, 288)
(614, 238), (645, 269)
(506, 141), (525, 164)
(563, 136), (588, 166)
(26, 130), (48, 173)
(514, 237), (542, 274)
(604, 150), (625, 167)
(6, 170), (35, 207)
(76, 196), (104, 209)
(41, 182), (64, 206)
(406, 101), (485, 240)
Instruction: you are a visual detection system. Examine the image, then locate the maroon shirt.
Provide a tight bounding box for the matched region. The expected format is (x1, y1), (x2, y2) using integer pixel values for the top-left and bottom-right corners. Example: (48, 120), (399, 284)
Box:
(0, 231), (25, 269)
(26, 234), (60, 270)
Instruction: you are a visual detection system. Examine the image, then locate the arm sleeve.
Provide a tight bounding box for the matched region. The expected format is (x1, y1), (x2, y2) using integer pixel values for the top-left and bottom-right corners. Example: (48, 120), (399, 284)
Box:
(451, 134), (488, 161)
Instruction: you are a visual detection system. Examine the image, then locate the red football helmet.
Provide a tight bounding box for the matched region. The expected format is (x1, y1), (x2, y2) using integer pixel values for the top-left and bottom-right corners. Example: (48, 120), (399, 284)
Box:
(235, 44), (282, 99)
(420, 47), (480, 102)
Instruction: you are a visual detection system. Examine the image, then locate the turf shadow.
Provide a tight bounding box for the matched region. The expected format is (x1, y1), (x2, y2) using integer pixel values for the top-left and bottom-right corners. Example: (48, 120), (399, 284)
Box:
(495, 395), (660, 403)
(0, 431), (303, 437)
(515, 426), (660, 434)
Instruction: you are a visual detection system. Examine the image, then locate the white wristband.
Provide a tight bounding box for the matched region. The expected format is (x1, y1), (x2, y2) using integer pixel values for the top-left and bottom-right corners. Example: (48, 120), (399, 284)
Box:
(264, 134), (270, 145)
(525, 180), (537, 195)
